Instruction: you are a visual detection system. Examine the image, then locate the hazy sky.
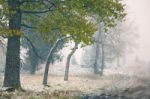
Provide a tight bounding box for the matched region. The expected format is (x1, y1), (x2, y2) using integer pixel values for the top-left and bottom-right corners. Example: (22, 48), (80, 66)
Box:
(125, 0), (150, 61)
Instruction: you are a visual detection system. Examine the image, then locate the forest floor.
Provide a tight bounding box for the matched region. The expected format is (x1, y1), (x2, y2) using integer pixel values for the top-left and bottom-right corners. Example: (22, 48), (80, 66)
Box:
(0, 62), (150, 99)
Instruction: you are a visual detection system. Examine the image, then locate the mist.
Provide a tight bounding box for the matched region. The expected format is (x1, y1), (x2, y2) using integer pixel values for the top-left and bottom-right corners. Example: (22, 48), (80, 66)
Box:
(125, 0), (150, 62)
(0, 0), (150, 99)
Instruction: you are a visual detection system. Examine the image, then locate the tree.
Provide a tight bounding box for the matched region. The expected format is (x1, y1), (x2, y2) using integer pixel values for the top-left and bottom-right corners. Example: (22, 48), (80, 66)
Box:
(0, 0), (60, 90)
(81, 18), (138, 75)
(39, 0), (125, 84)
(0, 0), (125, 90)
(40, 6), (97, 85)
(3, 0), (22, 90)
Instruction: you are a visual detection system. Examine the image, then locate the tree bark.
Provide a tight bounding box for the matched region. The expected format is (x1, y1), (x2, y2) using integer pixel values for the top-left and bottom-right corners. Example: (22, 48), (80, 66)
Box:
(3, 0), (22, 90)
(4, 36), (21, 89)
(64, 43), (78, 81)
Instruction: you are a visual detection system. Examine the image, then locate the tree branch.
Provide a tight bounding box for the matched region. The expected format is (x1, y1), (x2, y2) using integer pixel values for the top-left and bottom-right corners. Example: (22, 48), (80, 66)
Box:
(46, 36), (72, 63)
(21, 24), (36, 29)
(21, 9), (53, 14)
(20, 0), (41, 5)
(21, 0), (56, 14)
(24, 36), (43, 60)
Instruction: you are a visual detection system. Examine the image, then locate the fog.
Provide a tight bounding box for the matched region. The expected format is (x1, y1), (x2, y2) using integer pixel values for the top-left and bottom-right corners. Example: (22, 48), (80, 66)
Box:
(61, 0), (150, 64)
(0, 1), (150, 98)
(125, 0), (150, 62)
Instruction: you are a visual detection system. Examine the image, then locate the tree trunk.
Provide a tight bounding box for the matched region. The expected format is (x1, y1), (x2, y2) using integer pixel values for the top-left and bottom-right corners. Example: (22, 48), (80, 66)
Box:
(100, 43), (104, 76)
(43, 39), (63, 85)
(43, 58), (51, 85)
(4, 36), (21, 89)
(64, 43), (78, 81)
(3, 0), (22, 90)
(94, 23), (101, 74)
(30, 52), (39, 74)
(94, 42), (100, 74)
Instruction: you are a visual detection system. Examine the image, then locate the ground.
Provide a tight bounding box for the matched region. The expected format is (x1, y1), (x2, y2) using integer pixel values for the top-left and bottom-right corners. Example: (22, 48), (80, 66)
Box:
(0, 62), (150, 99)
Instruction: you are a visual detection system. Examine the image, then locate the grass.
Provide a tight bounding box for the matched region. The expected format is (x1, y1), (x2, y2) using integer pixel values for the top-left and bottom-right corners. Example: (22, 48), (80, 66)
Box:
(0, 62), (150, 98)
(0, 90), (82, 99)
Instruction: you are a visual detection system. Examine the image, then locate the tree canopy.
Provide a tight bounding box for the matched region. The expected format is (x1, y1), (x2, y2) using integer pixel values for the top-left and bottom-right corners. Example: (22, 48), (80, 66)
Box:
(0, 0), (126, 45)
